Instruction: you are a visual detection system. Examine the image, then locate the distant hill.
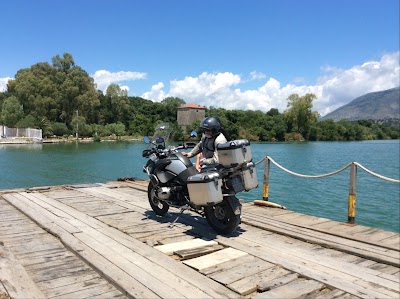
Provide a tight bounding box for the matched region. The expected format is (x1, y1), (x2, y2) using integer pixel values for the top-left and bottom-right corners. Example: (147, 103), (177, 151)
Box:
(322, 87), (400, 122)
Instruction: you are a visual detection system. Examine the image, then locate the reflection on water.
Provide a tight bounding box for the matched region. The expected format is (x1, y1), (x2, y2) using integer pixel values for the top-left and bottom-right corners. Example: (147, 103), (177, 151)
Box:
(0, 140), (399, 232)
(0, 143), (43, 150)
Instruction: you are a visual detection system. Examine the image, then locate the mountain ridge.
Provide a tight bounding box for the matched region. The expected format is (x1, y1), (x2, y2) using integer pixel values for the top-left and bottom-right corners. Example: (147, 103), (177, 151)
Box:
(322, 87), (400, 122)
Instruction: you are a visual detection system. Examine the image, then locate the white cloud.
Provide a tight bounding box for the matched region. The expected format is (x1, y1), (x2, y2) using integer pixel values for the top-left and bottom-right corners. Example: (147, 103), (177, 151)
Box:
(142, 82), (165, 102)
(0, 77), (12, 92)
(91, 70), (146, 93)
(250, 71), (266, 80)
(141, 51), (399, 116)
(1, 52), (398, 117)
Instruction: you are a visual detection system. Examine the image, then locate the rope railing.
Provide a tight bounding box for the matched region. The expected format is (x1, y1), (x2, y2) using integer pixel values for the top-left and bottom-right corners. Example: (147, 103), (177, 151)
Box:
(255, 156), (400, 224)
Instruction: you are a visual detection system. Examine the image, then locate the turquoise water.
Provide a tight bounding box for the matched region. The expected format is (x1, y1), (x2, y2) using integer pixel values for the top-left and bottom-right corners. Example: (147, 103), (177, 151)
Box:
(1, 140), (399, 232)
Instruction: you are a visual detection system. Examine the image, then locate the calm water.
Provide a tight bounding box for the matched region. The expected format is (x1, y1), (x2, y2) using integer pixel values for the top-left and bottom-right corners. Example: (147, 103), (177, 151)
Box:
(1, 140), (399, 233)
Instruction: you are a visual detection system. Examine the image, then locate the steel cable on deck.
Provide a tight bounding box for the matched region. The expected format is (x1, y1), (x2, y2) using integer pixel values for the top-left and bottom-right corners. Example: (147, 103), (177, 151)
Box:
(254, 156), (400, 183)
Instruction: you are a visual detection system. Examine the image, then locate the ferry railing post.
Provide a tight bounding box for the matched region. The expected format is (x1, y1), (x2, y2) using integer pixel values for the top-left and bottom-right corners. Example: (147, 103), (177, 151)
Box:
(348, 162), (357, 224)
(262, 157), (270, 201)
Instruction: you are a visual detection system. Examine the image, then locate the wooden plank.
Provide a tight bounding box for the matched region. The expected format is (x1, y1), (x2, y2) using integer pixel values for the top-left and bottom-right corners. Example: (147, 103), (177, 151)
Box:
(228, 266), (291, 296)
(257, 273), (300, 291)
(237, 224), (400, 290)
(246, 204), (400, 252)
(75, 226), (214, 299)
(200, 253), (257, 275)
(158, 234), (196, 245)
(181, 214), (399, 299)
(19, 250), (75, 267)
(74, 231), (199, 299)
(36, 272), (100, 289)
(183, 248), (248, 271)
(29, 260), (93, 283)
(242, 213), (400, 266)
(253, 278), (324, 299)
(175, 244), (224, 260)
(0, 244), (46, 299)
(154, 238), (218, 255)
(2, 193), (81, 234)
(208, 258), (274, 285)
(3, 192), (160, 299)
(95, 226), (240, 298)
(16, 191), (108, 230)
(43, 189), (90, 199)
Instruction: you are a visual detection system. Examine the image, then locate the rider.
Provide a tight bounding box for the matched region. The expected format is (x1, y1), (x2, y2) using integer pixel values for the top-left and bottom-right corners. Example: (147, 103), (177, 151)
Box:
(182, 116), (228, 167)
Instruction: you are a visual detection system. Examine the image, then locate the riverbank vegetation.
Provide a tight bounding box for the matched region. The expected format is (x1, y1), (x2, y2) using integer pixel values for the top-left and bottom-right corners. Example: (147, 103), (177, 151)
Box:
(1, 53), (399, 142)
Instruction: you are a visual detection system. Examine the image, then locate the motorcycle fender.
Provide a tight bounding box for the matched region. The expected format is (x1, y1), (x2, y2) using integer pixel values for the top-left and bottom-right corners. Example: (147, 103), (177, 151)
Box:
(225, 196), (242, 215)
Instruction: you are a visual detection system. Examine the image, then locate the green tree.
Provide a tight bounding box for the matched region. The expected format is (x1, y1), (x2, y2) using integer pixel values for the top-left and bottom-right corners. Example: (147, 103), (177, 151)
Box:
(161, 97), (186, 123)
(105, 122), (126, 139)
(1, 96), (24, 127)
(284, 93), (319, 139)
(106, 84), (130, 125)
(52, 53), (75, 71)
(50, 122), (70, 136)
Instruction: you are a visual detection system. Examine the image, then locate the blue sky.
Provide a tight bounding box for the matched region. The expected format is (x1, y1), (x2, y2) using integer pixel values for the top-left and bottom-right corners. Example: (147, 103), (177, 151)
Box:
(1, 0), (399, 116)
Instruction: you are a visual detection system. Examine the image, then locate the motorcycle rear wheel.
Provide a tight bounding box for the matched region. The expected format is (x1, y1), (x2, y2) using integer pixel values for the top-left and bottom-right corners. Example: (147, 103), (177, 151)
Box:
(204, 197), (241, 235)
(148, 182), (169, 216)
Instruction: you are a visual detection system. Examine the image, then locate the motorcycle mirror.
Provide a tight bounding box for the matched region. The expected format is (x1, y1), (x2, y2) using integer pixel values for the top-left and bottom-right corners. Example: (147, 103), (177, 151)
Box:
(144, 136), (150, 143)
(190, 131), (198, 138)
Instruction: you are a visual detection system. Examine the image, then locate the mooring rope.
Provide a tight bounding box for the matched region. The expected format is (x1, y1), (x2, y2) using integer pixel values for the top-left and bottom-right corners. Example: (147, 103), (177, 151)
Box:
(353, 162), (400, 183)
(254, 156), (400, 183)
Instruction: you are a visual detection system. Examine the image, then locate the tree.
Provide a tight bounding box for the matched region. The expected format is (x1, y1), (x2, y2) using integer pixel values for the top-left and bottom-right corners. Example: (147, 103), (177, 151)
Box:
(1, 96), (24, 127)
(105, 122), (126, 139)
(284, 93), (319, 139)
(161, 97), (186, 123)
(52, 53), (75, 71)
(106, 84), (130, 125)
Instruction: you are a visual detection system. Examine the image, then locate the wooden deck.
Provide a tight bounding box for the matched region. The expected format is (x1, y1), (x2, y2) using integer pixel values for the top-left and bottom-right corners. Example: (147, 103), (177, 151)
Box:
(0, 180), (399, 299)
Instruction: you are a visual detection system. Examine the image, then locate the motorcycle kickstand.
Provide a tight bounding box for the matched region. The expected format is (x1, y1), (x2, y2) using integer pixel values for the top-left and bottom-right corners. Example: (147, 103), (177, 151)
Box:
(169, 206), (189, 228)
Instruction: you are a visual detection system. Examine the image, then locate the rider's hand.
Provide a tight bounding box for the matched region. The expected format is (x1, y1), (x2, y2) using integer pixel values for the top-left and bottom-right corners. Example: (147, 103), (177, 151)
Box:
(182, 152), (191, 158)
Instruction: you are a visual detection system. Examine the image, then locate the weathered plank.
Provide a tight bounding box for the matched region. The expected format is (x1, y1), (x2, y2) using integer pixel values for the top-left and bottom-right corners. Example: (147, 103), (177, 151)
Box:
(183, 248), (248, 271)
(253, 278), (324, 299)
(154, 238), (218, 255)
(242, 211), (400, 266)
(175, 244), (224, 260)
(257, 273), (300, 291)
(0, 244), (46, 299)
(1, 184), (399, 299)
(228, 266), (291, 296)
(208, 257), (274, 285)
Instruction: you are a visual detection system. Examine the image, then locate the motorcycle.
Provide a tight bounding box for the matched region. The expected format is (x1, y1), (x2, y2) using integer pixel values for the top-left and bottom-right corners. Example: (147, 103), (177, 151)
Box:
(142, 123), (258, 234)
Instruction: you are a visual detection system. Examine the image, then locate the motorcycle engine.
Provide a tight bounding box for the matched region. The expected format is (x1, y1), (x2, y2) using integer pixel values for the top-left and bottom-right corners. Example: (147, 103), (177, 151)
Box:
(156, 187), (171, 200)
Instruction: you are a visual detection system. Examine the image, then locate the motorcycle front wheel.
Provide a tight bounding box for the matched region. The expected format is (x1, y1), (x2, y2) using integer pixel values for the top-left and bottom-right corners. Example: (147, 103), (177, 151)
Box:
(204, 196), (241, 235)
(148, 182), (169, 216)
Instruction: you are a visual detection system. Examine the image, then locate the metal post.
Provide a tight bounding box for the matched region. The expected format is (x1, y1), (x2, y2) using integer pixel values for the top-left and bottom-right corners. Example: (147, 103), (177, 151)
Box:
(76, 110), (79, 140)
(262, 157), (270, 201)
(348, 163), (357, 224)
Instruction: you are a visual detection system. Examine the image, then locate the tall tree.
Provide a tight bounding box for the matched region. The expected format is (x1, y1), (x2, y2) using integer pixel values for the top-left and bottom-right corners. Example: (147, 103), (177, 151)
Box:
(284, 93), (319, 138)
(1, 96), (24, 127)
(161, 97), (186, 123)
(52, 53), (75, 71)
(106, 84), (130, 125)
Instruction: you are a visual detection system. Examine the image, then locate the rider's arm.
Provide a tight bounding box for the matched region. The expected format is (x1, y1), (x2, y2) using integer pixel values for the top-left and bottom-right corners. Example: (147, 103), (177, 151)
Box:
(185, 142), (202, 158)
